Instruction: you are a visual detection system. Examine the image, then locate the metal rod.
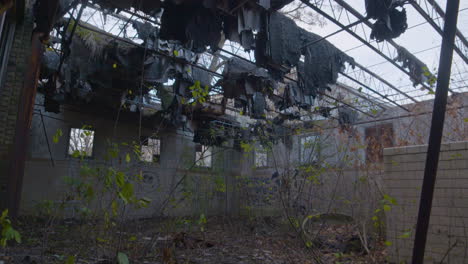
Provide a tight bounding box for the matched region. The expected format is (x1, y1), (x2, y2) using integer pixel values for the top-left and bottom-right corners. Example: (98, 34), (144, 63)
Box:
(425, 0), (468, 49)
(410, 0), (468, 64)
(324, 0), (450, 93)
(340, 72), (410, 112)
(39, 110), (55, 167)
(353, 62), (418, 104)
(300, 18), (367, 49)
(57, 0), (86, 73)
(411, 0), (460, 262)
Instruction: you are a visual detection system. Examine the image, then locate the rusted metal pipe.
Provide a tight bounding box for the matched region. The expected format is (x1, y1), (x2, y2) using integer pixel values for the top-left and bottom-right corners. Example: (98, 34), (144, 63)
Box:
(6, 31), (45, 217)
(6, 0), (60, 217)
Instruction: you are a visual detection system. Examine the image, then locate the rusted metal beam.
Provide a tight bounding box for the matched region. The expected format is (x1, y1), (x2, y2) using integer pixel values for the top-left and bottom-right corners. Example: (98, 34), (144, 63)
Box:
(6, 0), (60, 217)
(6, 31), (44, 217)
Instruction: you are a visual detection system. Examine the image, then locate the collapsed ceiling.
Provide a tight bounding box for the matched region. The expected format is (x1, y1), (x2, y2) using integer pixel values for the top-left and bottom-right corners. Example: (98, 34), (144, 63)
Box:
(36, 0), (418, 146)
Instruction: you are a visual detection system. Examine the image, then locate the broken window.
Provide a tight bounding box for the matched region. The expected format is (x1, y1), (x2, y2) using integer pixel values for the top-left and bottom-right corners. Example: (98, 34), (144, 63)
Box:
(365, 123), (394, 163)
(300, 135), (319, 164)
(255, 146), (268, 168)
(195, 144), (212, 168)
(68, 128), (95, 157)
(141, 137), (161, 163)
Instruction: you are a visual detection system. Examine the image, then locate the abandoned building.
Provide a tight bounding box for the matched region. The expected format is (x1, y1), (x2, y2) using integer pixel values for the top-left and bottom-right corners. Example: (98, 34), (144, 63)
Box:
(0, 0), (467, 263)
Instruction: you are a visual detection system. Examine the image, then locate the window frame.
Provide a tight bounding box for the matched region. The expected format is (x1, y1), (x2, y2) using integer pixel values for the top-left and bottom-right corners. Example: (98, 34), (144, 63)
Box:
(299, 134), (320, 164)
(365, 123), (394, 163)
(66, 127), (96, 159)
(195, 144), (213, 168)
(254, 146), (268, 168)
(140, 136), (162, 163)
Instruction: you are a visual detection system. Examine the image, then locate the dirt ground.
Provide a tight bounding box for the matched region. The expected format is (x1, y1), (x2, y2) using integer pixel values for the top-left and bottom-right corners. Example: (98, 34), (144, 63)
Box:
(0, 216), (388, 264)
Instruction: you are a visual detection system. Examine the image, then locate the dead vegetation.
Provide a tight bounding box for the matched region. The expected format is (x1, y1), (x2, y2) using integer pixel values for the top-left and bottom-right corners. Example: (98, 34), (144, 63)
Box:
(2, 216), (388, 264)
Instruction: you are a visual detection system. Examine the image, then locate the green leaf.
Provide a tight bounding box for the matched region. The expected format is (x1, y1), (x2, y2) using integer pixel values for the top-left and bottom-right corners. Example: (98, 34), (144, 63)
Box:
(0, 209), (8, 221)
(383, 194), (397, 205)
(384, 240), (393, 247)
(85, 185), (94, 199)
(115, 171), (125, 188)
(72, 150), (81, 158)
(398, 231), (411, 239)
(119, 183), (134, 204)
(125, 153), (131, 163)
(383, 204), (391, 212)
(464, 118), (468, 123)
(198, 213), (207, 225)
(137, 197), (151, 208)
(65, 255), (76, 264)
(97, 237), (108, 243)
(111, 200), (118, 216)
(13, 230), (21, 243)
(117, 252), (129, 264)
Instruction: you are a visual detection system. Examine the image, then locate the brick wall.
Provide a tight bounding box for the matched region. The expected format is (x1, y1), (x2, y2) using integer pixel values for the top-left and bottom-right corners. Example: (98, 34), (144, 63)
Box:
(384, 141), (468, 264)
(0, 5), (34, 208)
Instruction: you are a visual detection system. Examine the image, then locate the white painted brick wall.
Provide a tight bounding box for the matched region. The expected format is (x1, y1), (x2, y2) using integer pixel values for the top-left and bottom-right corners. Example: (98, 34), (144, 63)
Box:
(384, 141), (468, 264)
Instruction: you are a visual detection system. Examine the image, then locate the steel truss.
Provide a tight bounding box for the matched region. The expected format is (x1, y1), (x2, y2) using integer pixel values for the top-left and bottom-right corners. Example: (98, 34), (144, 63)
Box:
(88, 0), (419, 111)
(79, 2), (382, 117)
(410, 0), (468, 64)
(300, 0), (456, 97)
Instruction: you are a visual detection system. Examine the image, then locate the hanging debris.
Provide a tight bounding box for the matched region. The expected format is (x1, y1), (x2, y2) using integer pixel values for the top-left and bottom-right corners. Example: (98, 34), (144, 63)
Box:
(237, 3), (262, 51)
(269, 0), (294, 10)
(94, 0), (162, 15)
(159, 1), (222, 52)
(192, 118), (238, 147)
(276, 82), (312, 111)
(34, 0), (78, 34)
(365, 0), (408, 42)
(395, 46), (436, 87)
(35, 0), (377, 136)
(338, 106), (358, 127)
(300, 30), (355, 97)
(218, 57), (276, 119)
(256, 12), (303, 73)
(256, 12), (354, 97)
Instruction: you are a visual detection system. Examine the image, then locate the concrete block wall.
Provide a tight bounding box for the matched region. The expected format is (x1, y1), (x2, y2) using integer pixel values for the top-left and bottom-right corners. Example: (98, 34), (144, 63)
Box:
(20, 98), (244, 218)
(384, 141), (468, 264)
(0, 4), (34, 208)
